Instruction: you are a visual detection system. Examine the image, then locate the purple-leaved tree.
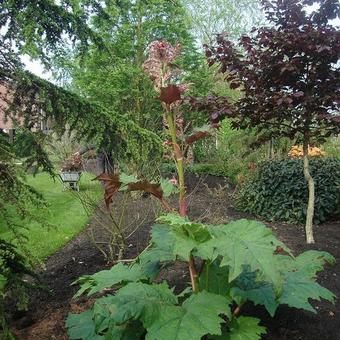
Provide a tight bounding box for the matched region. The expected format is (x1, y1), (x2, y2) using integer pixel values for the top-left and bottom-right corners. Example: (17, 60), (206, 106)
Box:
(202, 0), (339, 243)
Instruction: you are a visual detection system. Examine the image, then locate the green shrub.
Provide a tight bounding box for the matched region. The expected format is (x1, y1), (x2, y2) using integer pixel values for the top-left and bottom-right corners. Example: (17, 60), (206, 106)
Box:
(186, 163), (230, 177)
(235, 158), (340, 224)
(162, 162), (248, 184)
(190, 119), (267, 183)
(66, 215), (335, 340)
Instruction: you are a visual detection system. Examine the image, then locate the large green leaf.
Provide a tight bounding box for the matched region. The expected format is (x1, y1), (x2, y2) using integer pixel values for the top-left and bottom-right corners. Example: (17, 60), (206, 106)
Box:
(146, 291), (231, 340)
(171, 223), (211, 260)
(137, 224), (177, 280)
(199, 259), (231, 296)
(141, 224), (176, 263)
(92, 282), (177, 332)
(279, 269), (335, 313)
(92, 299), (112, 334)
(137, 252), (163, 280)
(66, 310), (103, 340)
(160, 178), (179, 197)
(150, 215), (211, 261)
(157, 213), (193, 226)
(231, 269), (277, 317)
(226, 316), (266, 340)
(74, 263), (147, 297)
(279, 250), (335, 277)
(104, 322), (144, 340)
(196, 219), (291, 286)
(66, 298), (145, 340)
(113, 282), (178, 327)
(149, 224), (176, 255)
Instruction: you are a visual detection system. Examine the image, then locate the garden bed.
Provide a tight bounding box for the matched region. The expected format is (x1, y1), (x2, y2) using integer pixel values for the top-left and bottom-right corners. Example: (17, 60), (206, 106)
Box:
(10, 174), (339, 340)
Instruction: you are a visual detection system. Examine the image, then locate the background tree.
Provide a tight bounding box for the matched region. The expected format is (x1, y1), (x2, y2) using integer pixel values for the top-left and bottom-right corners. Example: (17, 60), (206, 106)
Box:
(0, 0), (105, 66)
(1, 0), (163, 173)
(55, 0), (203, 173)
(204, 0), (340, 243)
(183, 0), (265, 45)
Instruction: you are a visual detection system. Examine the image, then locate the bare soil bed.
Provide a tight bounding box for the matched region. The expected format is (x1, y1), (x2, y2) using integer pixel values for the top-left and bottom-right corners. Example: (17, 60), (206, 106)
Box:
(9, 174), (340, 340)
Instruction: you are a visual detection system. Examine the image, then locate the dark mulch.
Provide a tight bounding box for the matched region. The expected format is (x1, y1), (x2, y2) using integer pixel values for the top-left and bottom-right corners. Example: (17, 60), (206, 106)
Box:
(9, 174), (340, 340)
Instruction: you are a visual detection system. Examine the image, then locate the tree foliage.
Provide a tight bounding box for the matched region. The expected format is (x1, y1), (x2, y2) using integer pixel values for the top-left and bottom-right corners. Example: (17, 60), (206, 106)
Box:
(61, 0), (205, 171)
(0, 131), (45, 337)
(183, 0), (265, 45)
(194, 0), (340, 243)
(204, 0), (339, 140)
(1, 0), (164, 169)
(0, 0), (104, 64)
(0, 3), (162, 334)
(1, 68), (162, 166)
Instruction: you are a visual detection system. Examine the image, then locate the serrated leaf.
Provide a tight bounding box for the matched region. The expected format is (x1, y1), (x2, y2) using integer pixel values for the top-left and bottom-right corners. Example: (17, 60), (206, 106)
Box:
(95, 173), (121, 208)
(146, 291), (231, 340)
(119, 173), (138, 185)
(282, 250), (335, 277)
(279, 269), (335, 313)
(119, 173), (138, 191)
(231, 269), (277, 316)
(91, 296), (145, 339)
(150, 217), (211, 260)
(157, 213), (191, 226)
(177, 286), (192, 298)
(226, 316), (266, 340)
(104, 321), (144, 340)
(74, 263), (146, 297)
(93, 300), (112, 333)
(171, 223), (212, 260)
(199, 259), (231, 296)
(95, 282), (177, 329)
(66, 310), (103, 340)
(146, 224), (176, 261)
(160, 178), (179, 197)
(196, 219), (291, 286)
(137, 224), (175, 280)
(158, 84), (181, 104)
(116, 282), (177, 305)
(137, 252), (163, 280)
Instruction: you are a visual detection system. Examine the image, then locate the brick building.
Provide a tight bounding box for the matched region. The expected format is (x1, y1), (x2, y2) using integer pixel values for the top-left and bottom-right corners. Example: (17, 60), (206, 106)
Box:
(0, 83), (53, 135)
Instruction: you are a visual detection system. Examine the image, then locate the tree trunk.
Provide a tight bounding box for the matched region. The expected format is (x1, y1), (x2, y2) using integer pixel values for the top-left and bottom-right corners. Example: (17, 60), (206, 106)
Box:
(303, 140), (315, 244)
(267, 137), (274, 160)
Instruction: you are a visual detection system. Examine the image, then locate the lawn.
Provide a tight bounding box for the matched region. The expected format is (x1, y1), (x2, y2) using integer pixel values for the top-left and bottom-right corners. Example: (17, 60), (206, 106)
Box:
(0, 172), (103, 260)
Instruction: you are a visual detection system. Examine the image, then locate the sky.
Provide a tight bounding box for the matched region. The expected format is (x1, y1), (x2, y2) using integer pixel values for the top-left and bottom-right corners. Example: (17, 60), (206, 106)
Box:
(21, 54), (52, 80)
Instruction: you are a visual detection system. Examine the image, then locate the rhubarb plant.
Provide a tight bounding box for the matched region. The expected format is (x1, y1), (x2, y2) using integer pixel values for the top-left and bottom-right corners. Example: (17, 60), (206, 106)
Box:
(66, 40), (335, 340)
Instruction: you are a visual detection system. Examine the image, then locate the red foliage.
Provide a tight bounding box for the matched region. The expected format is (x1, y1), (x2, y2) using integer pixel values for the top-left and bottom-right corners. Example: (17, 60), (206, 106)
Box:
(185, 130), (210, 145)
(60, 154), (82, 172)
(95, 173), (166, 208)
(94, 173), (121, 208)
(158, 84), (181, 105)
(185, 96), (234, 124)
(200, 0), (340, 142)
(127, 181), (163, 200)
(185, 124), (219, 145)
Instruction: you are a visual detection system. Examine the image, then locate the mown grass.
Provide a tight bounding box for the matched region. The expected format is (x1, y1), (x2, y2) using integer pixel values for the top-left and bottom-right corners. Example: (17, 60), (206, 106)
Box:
(0, 172), (102, 260)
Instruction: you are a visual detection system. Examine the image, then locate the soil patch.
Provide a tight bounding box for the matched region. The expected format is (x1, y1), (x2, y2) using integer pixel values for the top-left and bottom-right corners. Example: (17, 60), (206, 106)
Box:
(9, 174), (340, 340)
